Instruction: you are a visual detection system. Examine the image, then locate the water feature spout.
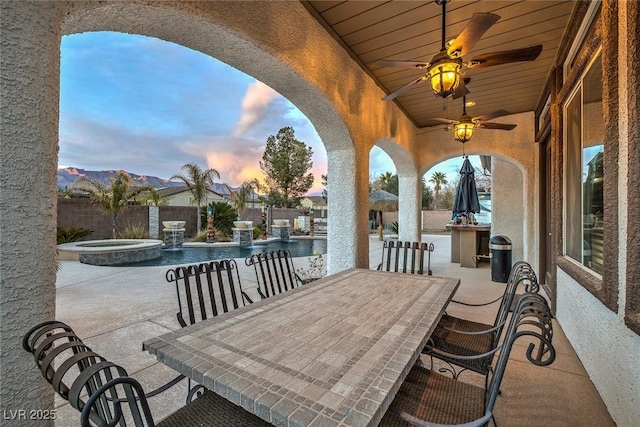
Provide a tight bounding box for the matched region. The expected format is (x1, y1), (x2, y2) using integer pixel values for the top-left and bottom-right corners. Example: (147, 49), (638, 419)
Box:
(162, 220), (186, 250)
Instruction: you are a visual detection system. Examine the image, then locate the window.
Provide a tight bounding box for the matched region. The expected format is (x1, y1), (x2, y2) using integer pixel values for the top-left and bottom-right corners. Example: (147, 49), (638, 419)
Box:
(563, 52), (603, 275)
(563, 1), (601, 79)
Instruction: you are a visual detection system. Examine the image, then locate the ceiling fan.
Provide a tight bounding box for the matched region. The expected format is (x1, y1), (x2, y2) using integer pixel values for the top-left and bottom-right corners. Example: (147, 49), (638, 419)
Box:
(377, 0), (543, 101)
(429, 79), (517, 143)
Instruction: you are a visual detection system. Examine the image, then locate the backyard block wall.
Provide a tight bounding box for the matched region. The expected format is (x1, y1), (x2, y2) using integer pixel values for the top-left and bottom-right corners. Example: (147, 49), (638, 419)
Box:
(57, 199), (198, 240)
(157, 206), (198, 237)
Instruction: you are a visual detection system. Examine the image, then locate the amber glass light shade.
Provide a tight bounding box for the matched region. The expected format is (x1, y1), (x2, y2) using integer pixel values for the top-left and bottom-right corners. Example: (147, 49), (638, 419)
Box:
(427, 52), (462, 98)
(454, 116), (475, 143)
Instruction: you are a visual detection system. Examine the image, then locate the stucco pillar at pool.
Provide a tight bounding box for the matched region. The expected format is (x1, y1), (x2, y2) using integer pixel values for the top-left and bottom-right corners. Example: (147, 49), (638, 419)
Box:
(232, 221), (254, 247)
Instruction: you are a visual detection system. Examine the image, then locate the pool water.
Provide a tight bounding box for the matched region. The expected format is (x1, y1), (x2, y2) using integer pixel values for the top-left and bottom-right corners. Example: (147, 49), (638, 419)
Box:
(117, 239), (327, 267)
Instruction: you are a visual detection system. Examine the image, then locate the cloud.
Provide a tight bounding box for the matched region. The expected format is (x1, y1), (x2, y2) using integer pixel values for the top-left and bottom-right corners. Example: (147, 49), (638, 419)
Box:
(234, 81), (280, 137)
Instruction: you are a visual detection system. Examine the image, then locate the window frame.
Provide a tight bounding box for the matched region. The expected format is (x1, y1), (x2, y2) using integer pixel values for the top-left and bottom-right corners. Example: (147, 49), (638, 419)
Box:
(562, 50), (604, 278)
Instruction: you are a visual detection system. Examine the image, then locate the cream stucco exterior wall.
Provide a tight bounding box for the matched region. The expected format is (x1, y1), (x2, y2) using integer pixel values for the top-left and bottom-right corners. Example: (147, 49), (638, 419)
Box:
(554, 2), (640, 426)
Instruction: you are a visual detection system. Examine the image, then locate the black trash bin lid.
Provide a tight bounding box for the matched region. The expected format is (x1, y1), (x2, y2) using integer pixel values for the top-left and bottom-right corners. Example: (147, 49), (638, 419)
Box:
(489, 235), (512, 249)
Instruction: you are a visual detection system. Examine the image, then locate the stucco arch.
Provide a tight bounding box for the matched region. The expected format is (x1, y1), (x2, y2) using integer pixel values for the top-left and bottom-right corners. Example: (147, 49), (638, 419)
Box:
(2, 1), (421, 415)
(417, 111), (538, 266)
(59, 1), (419, 272)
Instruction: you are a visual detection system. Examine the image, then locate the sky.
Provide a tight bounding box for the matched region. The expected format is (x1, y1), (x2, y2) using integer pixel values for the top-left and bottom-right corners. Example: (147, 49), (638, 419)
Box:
(59, 32), (479, 194)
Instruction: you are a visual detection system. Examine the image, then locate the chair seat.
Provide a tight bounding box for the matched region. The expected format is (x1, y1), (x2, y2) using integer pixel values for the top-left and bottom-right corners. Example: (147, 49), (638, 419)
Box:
(158, 390), (272, 427)
(380, 364), (486, 426)
(425, 314), (495, 374)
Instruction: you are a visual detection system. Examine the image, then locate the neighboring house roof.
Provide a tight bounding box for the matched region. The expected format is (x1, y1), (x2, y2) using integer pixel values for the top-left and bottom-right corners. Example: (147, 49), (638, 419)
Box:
(158, 184), (262, 201)
(304, 196), (327, 206)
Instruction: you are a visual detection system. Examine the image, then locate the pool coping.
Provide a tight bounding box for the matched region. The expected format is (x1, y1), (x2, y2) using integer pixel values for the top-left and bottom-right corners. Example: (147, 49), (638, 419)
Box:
(57, 235), (327, 262)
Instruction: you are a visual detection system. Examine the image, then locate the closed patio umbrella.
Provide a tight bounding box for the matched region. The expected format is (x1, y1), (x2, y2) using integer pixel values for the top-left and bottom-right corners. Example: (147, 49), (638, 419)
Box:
(369, 190), (399, 240)
(453, 157), (480, 220)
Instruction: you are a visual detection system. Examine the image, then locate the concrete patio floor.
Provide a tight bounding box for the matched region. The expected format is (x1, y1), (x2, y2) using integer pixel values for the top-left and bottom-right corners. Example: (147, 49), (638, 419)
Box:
(52, 234), (615, 426)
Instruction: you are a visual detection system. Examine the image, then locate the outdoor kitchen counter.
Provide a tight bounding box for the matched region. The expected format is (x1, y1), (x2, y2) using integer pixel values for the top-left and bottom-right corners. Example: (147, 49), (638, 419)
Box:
(447, 224), (491, 268)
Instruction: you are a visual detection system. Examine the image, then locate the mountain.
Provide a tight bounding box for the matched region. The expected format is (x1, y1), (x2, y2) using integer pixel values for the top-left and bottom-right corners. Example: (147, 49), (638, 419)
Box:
(57, 167), (182, 189)
(57, 168), (242, 196)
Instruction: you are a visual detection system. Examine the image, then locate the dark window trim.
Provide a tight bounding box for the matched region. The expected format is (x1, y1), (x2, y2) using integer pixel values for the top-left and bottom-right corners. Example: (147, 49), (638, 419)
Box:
(554, 1), (619, 313)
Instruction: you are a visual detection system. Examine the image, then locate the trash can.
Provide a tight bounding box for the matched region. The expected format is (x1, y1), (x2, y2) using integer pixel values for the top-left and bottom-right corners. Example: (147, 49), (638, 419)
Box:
(489, 235), (512, 283)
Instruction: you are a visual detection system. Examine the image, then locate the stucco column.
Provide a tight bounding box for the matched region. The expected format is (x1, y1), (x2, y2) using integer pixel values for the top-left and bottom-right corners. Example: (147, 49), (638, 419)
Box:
(397, 173), (421, 242)
(491, 159), (525, 262)
(1, 2), (64, 423)
(326, 146), (369, 273)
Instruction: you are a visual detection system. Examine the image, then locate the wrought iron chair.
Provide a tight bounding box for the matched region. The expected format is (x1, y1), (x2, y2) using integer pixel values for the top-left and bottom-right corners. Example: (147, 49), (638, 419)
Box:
(23, 321), (271, 427)
(165, 259), (253, 399)
(381, 292), (555, 427)
(377, 240), (435, 275)
(245, 249), (302, 299)
(166, 259), (253, 328)
(449, 260), (539, 309)
(422, 261), (540, 384)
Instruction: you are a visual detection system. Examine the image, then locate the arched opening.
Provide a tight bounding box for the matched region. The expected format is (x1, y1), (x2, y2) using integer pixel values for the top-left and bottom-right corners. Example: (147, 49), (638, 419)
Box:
(421, 152), (528, 263)
(370, 141), (420, 243)
(59, 31), (329, 238)
(59, 32), (328, 194)
(59, 2), (369, 274)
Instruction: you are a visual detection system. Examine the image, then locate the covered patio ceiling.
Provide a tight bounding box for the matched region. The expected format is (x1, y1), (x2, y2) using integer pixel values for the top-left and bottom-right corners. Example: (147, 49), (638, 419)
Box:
(304, 0), (576, 128)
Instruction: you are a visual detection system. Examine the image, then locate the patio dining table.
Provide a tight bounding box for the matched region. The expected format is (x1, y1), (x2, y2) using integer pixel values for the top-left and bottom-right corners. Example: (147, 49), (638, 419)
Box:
(143, 268), (459, 426)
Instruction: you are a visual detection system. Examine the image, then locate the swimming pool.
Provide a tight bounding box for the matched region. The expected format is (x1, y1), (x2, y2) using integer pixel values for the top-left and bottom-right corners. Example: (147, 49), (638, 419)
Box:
(117, 238), (327, 267)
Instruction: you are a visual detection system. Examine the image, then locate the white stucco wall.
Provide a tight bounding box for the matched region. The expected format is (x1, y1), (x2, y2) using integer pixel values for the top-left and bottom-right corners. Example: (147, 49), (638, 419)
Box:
(556, 270), (640, 426)
(491, 158), (525, 262)
(1, 3), (64, 422)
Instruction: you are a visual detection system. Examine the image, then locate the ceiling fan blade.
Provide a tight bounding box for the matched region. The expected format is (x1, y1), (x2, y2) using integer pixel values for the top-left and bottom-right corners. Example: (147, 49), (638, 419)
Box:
(452, 77), (470, 100)
(382, 76), (427, 101)
(474, 110), (510, 122)
(466, 45), (543, 69)
(447, 13), (500, 58)
(428, 117), (458, 125)
(374, 60), (429, 69)
(477, 122), (517, 130)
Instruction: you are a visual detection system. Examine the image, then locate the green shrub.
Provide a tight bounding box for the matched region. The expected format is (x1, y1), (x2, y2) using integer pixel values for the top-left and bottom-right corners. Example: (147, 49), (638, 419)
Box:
(391, 221), (399, 234)
(117, 224), (150, 239)
(57, 227), (93, 244)
(201, 202), (236, 236)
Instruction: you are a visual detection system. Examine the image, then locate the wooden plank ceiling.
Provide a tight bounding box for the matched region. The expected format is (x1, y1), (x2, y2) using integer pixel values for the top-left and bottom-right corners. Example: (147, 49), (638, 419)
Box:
(304, 0), (576, 128)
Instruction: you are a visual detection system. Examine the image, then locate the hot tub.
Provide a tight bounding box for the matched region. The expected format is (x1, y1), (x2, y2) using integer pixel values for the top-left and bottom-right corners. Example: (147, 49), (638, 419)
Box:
(57, 239), (163, 266)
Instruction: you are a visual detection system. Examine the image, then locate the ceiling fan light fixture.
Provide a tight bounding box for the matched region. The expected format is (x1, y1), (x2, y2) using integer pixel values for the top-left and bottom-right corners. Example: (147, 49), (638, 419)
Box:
(427, 51), (462, 98)
(453, 115), (475, 143)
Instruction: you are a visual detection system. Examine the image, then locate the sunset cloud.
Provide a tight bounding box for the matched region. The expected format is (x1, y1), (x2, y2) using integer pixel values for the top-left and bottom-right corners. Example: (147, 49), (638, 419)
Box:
(234, 81), (280, 137)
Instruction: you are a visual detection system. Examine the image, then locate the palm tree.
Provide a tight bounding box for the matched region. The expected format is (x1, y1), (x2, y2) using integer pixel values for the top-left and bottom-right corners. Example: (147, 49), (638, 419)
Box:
(72, 172), (153, 238)
(171, 163), (220, 231)
(429, 171), (448, 209)
(226, 179), (259, 219)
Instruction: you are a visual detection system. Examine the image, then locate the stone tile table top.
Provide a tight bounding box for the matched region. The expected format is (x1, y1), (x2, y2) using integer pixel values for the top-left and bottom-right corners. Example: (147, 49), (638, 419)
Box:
(144, 268), (460, 427)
